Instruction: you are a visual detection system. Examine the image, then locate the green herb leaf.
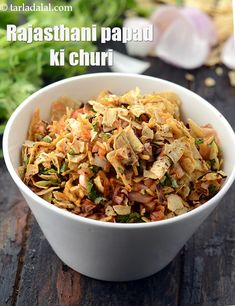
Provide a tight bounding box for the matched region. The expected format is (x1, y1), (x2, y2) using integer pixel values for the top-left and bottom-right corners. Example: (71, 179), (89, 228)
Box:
(209, 185), (217, 194)
(195, 138), (204, 145)
(94, 197), (106, 205)
(160, 173), (172, 187)
(42, 135), (52, 143)
(90, 165), (100, 174)
(116, 212), (143, 223)
(73, 0), (136, 27)
(160, 173), (178, 188)
(60, 161), (68, 173)
(92, 122), (98, 131)
(41, 168), (57, 175)
(87, 179), (100, 201)
(116, 214), (130, 223)
(207, 159), (216, 169)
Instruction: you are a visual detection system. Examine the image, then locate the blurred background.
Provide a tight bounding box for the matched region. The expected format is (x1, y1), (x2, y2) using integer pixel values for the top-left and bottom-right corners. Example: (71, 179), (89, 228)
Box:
(0, 0), (234, 148)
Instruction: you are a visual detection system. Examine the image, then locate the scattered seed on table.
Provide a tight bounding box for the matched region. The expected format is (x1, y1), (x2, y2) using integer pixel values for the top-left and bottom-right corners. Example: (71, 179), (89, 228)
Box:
(185, 73), (195, 81)
(204, 77), (216, 87)
(215, 67), (223, 76)
(228, 71), (235, 87)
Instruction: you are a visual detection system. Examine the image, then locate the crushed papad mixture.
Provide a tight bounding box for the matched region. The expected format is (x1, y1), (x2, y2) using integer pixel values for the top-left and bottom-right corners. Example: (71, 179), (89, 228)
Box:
(19, 88), (226, 223)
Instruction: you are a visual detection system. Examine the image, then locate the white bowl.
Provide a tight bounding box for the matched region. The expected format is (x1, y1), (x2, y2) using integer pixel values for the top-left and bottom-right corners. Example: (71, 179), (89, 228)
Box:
(3, 73), (235, 281)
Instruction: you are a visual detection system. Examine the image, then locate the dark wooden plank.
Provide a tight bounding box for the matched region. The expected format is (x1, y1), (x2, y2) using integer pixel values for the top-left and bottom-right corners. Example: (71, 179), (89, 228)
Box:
(15, 218), (82, 306)
(180, 187), (235, 306)
(179, 65), (235, 306)
(192, 66), (235, 128)
(0, 160), (30, 305)
(78, 255), (182, 306)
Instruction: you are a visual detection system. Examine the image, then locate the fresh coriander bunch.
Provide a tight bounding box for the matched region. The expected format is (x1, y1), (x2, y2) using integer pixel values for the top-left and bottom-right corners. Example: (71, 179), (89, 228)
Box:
(0, 8), (95, 134)
(72, 0), (136, 28)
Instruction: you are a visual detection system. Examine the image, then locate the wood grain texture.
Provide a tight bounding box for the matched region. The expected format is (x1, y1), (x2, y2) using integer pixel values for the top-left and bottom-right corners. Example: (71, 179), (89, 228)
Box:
(15, 218), (82, 306)
(179, 66), (235, 306)
(78, 255), (182, 306)
(180, 186), (235, 306)
(0, 160), (29, 306)
(1, 56), (235, 306)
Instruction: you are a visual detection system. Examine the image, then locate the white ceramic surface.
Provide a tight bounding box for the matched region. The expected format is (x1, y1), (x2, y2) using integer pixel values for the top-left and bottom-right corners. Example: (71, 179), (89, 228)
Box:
(3, 73), (235, 281)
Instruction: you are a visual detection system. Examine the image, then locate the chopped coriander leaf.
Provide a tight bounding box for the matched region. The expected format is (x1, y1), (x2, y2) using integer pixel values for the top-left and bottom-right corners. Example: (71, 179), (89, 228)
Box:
(195, 138), (204, 145)
(128, 212), (143, 223)
(209, 185), (217, 194)
(60, 161), (68, 173)
(87, 179), (100, 201)
(94, 197), (106, 204)
(161, 173), (172, 187)
(42, 135), (52, 143)
(92, 122), (98, 131)
(87, 180), (93, 194)
(207, 159), (216, 169)
(41, 168), (57, 175)
(116, 215), (130, 223)
(160, 173), (178, 188)
(116, 212), (143, 223)
(90, 165), (100, 174)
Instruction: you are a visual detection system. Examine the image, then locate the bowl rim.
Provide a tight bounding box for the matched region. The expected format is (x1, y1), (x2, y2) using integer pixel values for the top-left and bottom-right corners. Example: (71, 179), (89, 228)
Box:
(3, 72), (235, 229)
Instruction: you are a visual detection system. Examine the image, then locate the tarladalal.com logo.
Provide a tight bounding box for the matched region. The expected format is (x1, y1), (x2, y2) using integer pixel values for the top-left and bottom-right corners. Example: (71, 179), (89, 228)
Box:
(0, 1), (73, 12)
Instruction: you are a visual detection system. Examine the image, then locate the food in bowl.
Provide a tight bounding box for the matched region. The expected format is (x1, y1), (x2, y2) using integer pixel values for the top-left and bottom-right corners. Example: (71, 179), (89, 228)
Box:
(19, 88), (226, 223)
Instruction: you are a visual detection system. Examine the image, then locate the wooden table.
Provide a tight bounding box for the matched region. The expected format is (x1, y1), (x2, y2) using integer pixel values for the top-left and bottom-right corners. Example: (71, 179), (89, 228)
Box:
(0, 56), (235, 306)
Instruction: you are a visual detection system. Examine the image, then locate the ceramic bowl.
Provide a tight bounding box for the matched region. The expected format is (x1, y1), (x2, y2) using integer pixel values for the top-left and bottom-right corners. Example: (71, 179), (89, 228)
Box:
(3, 73), (235, 281)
